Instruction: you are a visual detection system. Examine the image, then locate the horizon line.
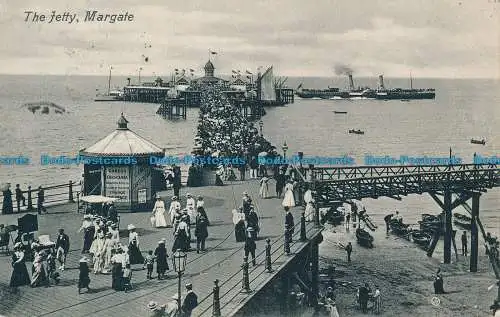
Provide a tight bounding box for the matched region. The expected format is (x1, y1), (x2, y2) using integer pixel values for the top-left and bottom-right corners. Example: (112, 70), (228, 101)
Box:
(0, 72), (497, 80)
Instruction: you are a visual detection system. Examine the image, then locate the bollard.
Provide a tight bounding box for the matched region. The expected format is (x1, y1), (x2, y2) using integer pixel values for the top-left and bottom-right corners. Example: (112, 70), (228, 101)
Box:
(265, 239), (274, 273)
(284, 225), (291, 255)
(300, 212), (307, 241)
(212, 279), (221, 317)
(27, 186), (33, 211)
(68, 181), (75, 203)
(241, 257), (252, 293)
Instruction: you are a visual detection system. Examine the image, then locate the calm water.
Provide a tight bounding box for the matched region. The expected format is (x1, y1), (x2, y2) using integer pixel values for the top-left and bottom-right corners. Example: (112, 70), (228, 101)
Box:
(0, 75), (498, 230)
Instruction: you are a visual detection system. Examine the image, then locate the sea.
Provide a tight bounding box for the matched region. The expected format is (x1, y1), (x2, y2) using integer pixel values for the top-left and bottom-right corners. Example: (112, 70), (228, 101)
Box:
(0, 75), (498, 231)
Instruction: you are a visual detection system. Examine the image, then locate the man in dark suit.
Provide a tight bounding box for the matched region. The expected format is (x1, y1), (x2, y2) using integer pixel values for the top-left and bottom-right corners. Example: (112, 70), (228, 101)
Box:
(55, 228), (70, 270)
(285, 207), (295, 243)
(37, 186), (46, 214)
(275, 171), (285, 198)
(181, 283), (198, 316)
(15, 184), (26, 212)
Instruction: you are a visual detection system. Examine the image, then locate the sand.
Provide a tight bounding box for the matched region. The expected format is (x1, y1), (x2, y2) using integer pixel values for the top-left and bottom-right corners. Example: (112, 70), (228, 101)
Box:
(318, 218), (496, 317)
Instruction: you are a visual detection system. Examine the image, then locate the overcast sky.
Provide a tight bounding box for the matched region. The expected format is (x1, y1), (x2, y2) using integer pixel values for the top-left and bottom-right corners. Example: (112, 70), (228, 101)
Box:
(0, 0), (498, 78)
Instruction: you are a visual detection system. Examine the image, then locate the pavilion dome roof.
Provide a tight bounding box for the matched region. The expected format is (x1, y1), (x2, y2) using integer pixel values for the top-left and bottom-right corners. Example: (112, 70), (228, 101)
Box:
(80, 113), (164, 157)
(204, 60), (215, 71)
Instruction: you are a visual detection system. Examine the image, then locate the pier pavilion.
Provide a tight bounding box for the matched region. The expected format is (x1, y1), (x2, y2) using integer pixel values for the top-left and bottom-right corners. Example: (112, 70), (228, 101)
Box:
(79, 114), (165, 211)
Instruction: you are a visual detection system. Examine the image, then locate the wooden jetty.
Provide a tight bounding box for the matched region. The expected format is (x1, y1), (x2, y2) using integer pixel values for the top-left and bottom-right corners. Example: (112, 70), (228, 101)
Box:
(156, 98), (188, 120)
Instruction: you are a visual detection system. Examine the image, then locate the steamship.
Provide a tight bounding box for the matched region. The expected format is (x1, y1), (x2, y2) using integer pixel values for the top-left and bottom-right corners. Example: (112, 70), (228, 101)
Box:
(296, 74), (435, 100)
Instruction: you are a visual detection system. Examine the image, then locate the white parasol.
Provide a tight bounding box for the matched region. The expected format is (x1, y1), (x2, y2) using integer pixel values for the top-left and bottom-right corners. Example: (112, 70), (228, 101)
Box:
(258, 152), (268, 157)
(80, 195), (119, 204)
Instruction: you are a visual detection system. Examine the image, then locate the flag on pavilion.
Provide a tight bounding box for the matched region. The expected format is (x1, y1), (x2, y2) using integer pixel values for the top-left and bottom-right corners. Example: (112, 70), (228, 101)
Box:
(246, 70), (252, 74)
(209, 50), (217, 55)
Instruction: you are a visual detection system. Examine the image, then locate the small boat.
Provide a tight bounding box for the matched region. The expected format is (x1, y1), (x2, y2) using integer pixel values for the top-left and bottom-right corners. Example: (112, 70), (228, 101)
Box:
(348, 129), (364, 135)
(389, 219), (411, 236)
(411, 230), (432, 248)
(326, 206), (345, 225)
(333, 111), (347, 114)
(470, 139), (486, 145)
(454, 213), (472, 230)
(400, 99), (410, 102)
(41, 106), (49, 114)
(356, 228), (374, 248)
(94, 90), (124, 102)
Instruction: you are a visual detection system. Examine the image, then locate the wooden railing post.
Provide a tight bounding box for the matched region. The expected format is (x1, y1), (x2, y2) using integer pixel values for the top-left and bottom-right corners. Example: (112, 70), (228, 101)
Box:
(284, 224), (291, 255)
(300, 212), (307, 241)
(241, 257), (251, 293)
(27, 186), (33, 211)
(212, 279), (221, 317)
(68, 180), (75, 203)
(265, 238), (274, 273)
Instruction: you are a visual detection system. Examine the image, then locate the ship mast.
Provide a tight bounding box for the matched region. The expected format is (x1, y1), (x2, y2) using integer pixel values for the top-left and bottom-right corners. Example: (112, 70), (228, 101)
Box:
(108, 66), (113, 95)
(410, 71), (413, 89)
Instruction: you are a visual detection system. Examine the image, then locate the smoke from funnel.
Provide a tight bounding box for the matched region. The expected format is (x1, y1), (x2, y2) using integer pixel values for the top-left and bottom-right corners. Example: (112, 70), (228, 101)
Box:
(334, 64), (354, 75)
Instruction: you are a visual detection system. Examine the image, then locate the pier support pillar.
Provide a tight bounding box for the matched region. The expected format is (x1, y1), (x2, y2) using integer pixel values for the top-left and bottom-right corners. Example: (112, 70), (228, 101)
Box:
(444, 190), (452, 264)
(280, 273), (290, 315)
(310, 241), (319, 309)
(470, 192), (480, 272)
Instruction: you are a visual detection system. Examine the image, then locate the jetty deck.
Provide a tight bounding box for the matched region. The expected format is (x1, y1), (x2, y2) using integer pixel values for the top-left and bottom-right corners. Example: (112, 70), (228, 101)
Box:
(0, 179), (316, 317)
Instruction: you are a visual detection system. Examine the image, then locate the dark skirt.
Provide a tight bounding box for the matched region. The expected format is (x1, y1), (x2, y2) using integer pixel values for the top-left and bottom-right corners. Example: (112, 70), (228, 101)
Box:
(157, 258), (169, 274)
(10, 262), (31, 287)
(128, 242), (144, 264)
(112, 263), (123, 290)
(235, 221), (246, 242)
(83, 228), (94, 252)
(172, 231), (189, 252)
(78, 275), (90, 288)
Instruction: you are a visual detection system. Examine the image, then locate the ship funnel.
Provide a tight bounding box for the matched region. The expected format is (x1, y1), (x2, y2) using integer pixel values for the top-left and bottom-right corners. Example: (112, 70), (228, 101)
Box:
(378, 75), (385, 90)
(348, 73), (355, 91)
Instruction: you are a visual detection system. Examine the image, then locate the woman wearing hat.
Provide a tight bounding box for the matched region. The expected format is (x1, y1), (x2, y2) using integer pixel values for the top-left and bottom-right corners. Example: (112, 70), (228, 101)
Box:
(151, 194), (169, 228)
(78, 215), (95, 254)
(154, 240), (169, 280)
(282, 181), (296, 208)
(127, 225), (145, 264)
(30, 245), (49, 287)
(233, 208), (246, 242)
(169, 196), (181, 227)
(9, 242), (31, 288)
(185, 193), (196, 220)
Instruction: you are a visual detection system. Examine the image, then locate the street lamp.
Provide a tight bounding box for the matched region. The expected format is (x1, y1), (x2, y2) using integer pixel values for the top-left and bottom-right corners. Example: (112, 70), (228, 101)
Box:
(258, 120), (263, 136)
(172, 249), (187, 314)
(282, 141), (288, 159)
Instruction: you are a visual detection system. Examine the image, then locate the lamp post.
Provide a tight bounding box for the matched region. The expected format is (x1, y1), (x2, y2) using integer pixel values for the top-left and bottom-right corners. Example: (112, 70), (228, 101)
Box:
(138, 67), (143, 85)
(282, 141), (288, 159)
(258, 120), (263, 136)
(172, 249), (187, 315)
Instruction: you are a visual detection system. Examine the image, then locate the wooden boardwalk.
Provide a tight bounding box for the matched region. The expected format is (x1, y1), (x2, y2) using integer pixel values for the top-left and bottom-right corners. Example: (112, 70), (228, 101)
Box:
(0, 179), (316, 317)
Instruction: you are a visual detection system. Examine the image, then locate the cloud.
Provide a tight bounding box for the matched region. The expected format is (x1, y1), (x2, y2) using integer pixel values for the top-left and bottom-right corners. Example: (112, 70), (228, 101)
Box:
(0, 0), (497, 78)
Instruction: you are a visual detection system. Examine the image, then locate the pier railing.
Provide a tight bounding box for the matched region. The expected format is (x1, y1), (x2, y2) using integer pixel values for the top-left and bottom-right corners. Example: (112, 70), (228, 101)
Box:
(0, 181), (80, 213)
(194, 211), (321, 316)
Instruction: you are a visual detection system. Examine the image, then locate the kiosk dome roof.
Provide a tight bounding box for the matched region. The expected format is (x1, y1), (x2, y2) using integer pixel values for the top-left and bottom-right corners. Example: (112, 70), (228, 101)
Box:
(80, 113), (164, 157)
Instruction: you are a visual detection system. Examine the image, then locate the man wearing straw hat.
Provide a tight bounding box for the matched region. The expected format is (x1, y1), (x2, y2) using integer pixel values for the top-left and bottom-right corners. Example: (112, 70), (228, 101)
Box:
(146, 300), (166, 317)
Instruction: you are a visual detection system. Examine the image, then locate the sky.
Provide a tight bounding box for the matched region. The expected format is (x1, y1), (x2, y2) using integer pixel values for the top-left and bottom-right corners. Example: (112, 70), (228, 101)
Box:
(0, 0), (498, 78)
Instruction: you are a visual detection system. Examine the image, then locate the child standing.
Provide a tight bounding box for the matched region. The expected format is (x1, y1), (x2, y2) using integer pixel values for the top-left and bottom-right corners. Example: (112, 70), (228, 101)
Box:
(122, 263), (132, 292)
(143, 250), (155, 279)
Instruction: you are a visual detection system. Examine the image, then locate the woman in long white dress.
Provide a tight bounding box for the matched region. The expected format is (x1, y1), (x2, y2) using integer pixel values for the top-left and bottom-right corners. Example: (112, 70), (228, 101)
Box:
(152, 195), (168, 228)
(259, 177), (269, 199)
(169, 196), (181, 225)
(305, 199), (315, 222)
(282, 181), (295, 208)
(186, 193), (196, 220)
